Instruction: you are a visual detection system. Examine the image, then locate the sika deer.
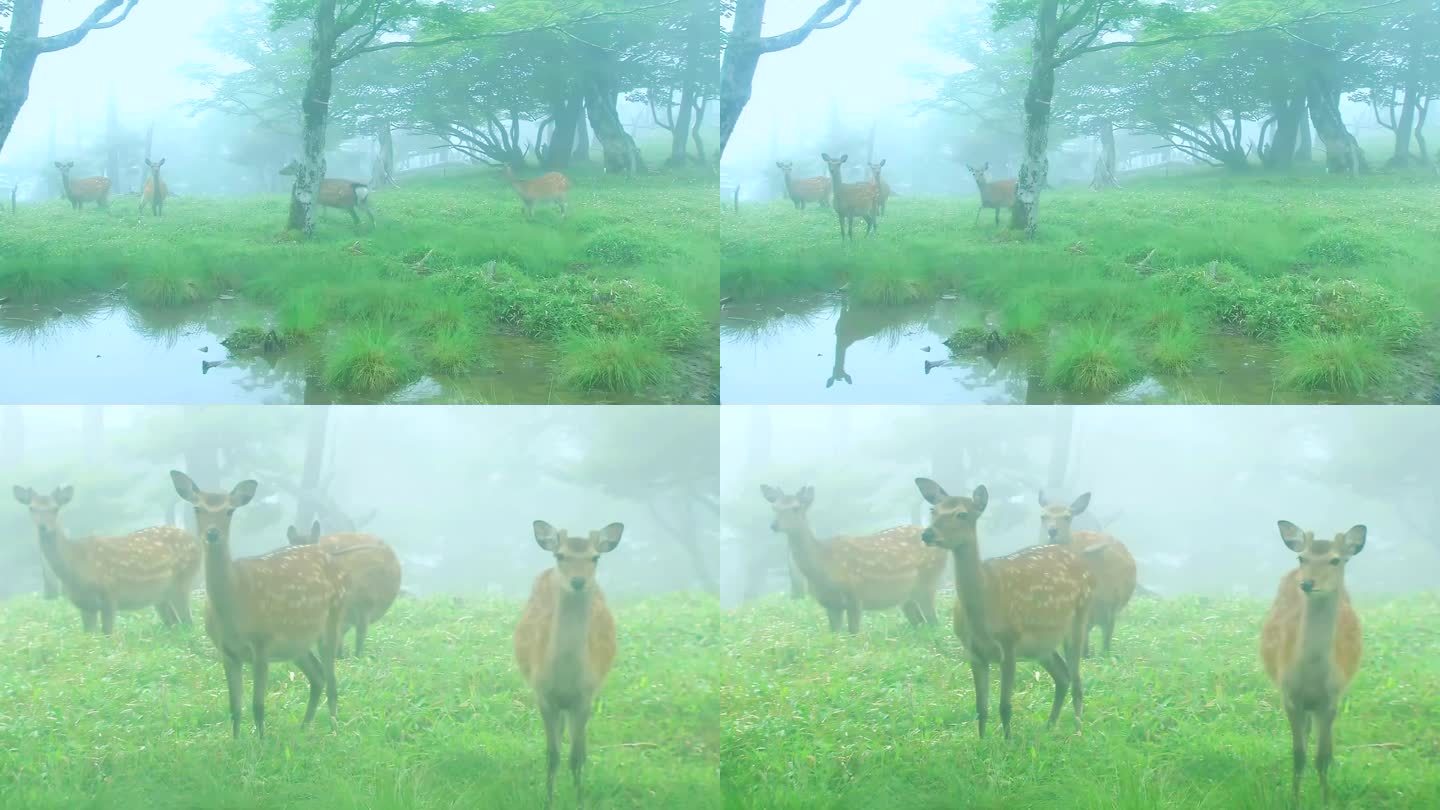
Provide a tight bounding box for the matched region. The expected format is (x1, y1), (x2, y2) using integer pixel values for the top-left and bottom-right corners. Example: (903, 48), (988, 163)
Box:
(13, 485), (200, 634)
(867, 159), (891, 217)
(504, 165), (571, 219)
(1260, 521), (1366, 804)
(170, 471), (345, 739)
(1038, 491), (1137, 657)
(966, 162), (1015, 227)
(915, 478), (1094, 739)
(140, 158), (168, 216)
(287, 521), (401, 658)
(514, 520), (623, 809)
(761, 485), (947, 634)
(53, 162), (110, 210)
(775, 161), (831, 210)
(279, 160), (375, 226)
(820, 153), (879, 241)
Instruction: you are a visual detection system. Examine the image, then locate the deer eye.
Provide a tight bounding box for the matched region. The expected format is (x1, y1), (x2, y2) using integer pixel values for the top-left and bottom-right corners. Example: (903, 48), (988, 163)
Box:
(1329, 558), (1341, 566)
(590, 556), (600, 563)
(1296, 555), (1304, 564)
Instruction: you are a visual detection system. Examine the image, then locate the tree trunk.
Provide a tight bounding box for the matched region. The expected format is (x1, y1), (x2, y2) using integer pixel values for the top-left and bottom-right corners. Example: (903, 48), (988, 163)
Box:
(544, 94), (582, 171)
(1262, 94), (1304, 171)
(1011, 0), (1060, 239)
(573, 102), (591, 162)
(0, 2), (44, 156)
(584, 76), (644, 175)
(372, 123), (396, 187)
(1306, 72), (1366, 176)
(719, 1), (764, 157)
(287, 0), (337, 236)
(1295, 97), (1313, 162)
(1098, 118), (1116, 176)
(692, 97), (710, 162)
(105, 90), (120, 189)
(1415, 97), (1430, 166)
(295, 407), (328, 530)
(1390, 84), (1419, 167)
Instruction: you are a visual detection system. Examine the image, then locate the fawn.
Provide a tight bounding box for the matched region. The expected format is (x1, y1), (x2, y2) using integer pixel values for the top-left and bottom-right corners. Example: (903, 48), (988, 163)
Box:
(1260, 521), (1365, 804)
(762, 484), (946, 633)
(915, 478), (1095, 739)
(53, 162), (110, 210)
(514, 520), (623, 809)
(287, 521), (401, 658)
(820, 153), (879, 240)
(966, 162), (1016, 227)
(140, 158), (168, 216)
(13, 485), (200, 634)
(867, 159), (891, 217)
(279, 160), (375, 226)
(1038, 491), (1137, 657)
(170, 471), (346, 738)
(504, 165), (571, 219)
(775, 161), (831, 210)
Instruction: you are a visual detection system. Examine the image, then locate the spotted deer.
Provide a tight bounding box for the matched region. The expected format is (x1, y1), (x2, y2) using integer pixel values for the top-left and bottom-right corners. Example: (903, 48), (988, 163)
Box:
(775, 161), (831, 210)
(820, 153), (879, 240)
(1260, 521), (1366, 804)
(287, 521), (401, 658)
(915, 478), (1095, 739)
(867, 159), (892, 217)
(761, 485), (946, 634)
(279, 160), (375, 226)
(1038, 491), (1137, 657)
(140, 158), (168, 216)
(53, 162), (110, 210)
(504, 165), (570, 219)
(514, 520), (623, 809)
(966, 162), (1016, 227)
(170, 471), (345, 739)
(12, 485), (200, 634)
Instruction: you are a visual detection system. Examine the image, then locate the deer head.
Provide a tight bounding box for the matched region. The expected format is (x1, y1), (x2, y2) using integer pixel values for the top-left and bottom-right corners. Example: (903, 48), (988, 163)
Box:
(533, 520), (623, 593)
(286, 520), (322, 546)
(145, 157), (165, 177)
(915, 478), (988, 549)
(867, 158), (887, 180)
(965, 162), (992, 184)
(820, 153), (849, 174)
(1277, 521), (1366, 597)
(13, 485), (74, 541)
(760, 484), (813, 534)
(169, 471), (257, 547)
(1038, 491), (1091, 543)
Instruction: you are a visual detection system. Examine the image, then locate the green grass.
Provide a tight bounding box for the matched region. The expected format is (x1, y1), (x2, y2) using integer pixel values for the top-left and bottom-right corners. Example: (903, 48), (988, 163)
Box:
(0, 165), (717, 401)
(723, 593), (1440, 809)
(0, 592), (721, 809)
(1045, 325), (1143, 392)
(1279, 334), (1395, 394)
(323, 326), (420, 394)
(555, 333), (674, 393)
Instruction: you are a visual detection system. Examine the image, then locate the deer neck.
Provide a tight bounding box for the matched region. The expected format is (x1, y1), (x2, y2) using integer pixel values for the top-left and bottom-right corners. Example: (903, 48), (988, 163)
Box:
(781, 171), (796, 196)
(203, 537), (241, 630)
(550, 583), (596, 678)
(826, 164), (846, 191)
(59, 174), (74, 201)
(34, 521), (83, 592)
(949, 541), (991, 642)
(1297, 589), (1342, 671)
(779, 520), (836, 592)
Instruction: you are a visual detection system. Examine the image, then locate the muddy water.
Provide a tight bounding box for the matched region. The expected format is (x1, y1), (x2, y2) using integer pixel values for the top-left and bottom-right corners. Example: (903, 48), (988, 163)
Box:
(0, 294), (649, 404)
(720, 294), (1402, 404)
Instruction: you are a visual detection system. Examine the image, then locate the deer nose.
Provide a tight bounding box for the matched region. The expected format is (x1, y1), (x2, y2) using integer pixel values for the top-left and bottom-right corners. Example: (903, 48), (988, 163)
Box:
(1047, 527), (1058, 539)
(920, 528), (936, 546)
(769, 520), (779, 532)
(1300, 579), (1315, 593)
(205, 528), (220, 543)
(570, 577), (585, 591)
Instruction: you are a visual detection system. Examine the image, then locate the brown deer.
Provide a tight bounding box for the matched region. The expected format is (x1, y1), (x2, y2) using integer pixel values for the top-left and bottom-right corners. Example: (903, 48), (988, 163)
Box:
(1260, 521), (1366, 804)
(279, 160), (375, 226)
(775, 161), (831, 210)
(820, 153), (879, 241)
(915, 478), (1094, 739)
(867, 159), (892, 217)
(12, 485), (200, 634)
(140, 158), (168, 216)
(1038, 491), (1137, 657)
(287, 521), (401, 658)
(514, 520), (623, 809)
(761, 485), (947, 634)
(53, 161), (110, 210)
(966, 162), (1016, 227)
(170, 471), (345, 739)
(504, 164), (571, 219)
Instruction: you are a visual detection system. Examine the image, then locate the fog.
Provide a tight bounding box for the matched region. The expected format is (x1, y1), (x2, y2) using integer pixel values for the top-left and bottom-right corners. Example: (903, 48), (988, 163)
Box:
(1, 405), (719, 602)
(719, 405), (1440, 607)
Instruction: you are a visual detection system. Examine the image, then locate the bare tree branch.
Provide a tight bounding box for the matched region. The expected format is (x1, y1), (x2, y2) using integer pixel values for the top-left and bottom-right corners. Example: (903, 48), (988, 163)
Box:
(37, 0), (139, 53)
(759, 0), (861, 53)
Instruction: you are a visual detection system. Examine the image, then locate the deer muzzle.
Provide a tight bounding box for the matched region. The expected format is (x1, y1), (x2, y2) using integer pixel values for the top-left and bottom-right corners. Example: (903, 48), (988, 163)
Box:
(920, 528), (937, 546)
(570, 577), (586, 592)
(205, 528), (221, 544)
(1300, 579), (1315, 593)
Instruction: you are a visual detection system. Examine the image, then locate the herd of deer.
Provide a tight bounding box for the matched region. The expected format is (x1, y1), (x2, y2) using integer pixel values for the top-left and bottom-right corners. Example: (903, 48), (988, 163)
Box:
(12, 475), (624, 809)
(761, 481), (1368, 804)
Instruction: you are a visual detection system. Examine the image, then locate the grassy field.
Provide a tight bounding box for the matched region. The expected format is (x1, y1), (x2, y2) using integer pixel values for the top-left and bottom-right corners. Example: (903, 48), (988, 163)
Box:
(722, 593), (1440, 809)
(720, 171), (1440, 400)
(0, 166), (717, 402)
(0, 592), (721, 809)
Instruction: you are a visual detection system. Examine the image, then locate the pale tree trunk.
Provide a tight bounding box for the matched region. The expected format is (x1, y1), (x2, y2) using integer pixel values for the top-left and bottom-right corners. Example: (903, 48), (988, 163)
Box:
(1011, 0), (1060, 238)
(544, 93), (582, 171)
(1415, 97), (1430, 166)
(573, 105), (591, 163)
(288, 0), (338, 236)
(1262, 93), (1305, 171)
(105, 89), (120, 189)
(1390, 85), (1419, 167)
(1091, 118), (1119, 189)
(295, 408), (328, 530)
(1296, 101), (1313, 162)
(692, 97), (709, 162)
(371, 123), (396, 187)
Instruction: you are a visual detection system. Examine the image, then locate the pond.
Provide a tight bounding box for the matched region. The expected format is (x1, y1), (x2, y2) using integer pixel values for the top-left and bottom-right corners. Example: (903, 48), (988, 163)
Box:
(0, 293), (662, 404)
(720, 293), (1427, 404)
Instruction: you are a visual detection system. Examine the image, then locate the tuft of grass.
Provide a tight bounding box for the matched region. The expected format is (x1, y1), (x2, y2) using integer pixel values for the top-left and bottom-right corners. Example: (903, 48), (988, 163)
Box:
(1046, 325), (1143, 392)
(555, 333), (673, 393)
(1148, 322), (1206, 374)
(421, 325), (483, 376)
(1279, 334), (1394, 393)
(322, 326), (419, 394)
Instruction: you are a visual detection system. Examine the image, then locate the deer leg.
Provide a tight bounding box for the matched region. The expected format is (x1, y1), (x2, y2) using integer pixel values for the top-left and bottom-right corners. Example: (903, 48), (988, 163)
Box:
(1286, 701), (1308, 803)
(1101, 614), (1117, 657)
(994, 207), (1001, 226)
(172, 591), (193, 626)
(975, 205), (982, 225)
(900, 602), (924, 627)
(353, 615), (369, 658)
(998, 646), (1017, 740)
(570, 705), (591, 810)
(1041, 651), (1071, 729)
(222, 650), (244, 739)
(917, 591), (938, 625)
(1316, 703), (1338, 804)
(155, 602), (178, 627)
(825, 606), (843, 632)
(251, 646), (269, 738)
(42, 564), (59, 599)
(1067, 615), (1086, 731)
(971, 659), (990, 739)
(296, 650), (325, 727)
(541, 701), (563, 809)
(100, 602), (116, 635)
(846, 598), (861, 634)
(81, 608), (98, 633)
(321, 625), (340, 728)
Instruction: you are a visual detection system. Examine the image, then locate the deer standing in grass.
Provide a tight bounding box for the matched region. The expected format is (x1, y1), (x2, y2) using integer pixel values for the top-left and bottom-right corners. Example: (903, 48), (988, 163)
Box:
(13, 485), (200, 634)
(775, 161), (831, 210)
(915, 478), (1095, 739)
(514, 520), (623, 809)
(966, 162), (1015, 227)
(1039, 491), (1137, 657)
(761, 485), (947, 634)
(820, 153), (879, 241)
(504, 165), (570, 219)
(287, 521), (401, 658)
(1261, 521), (1365, 804)
(53, 161), (110, 210)
(867, 159), (892, 217)
(139, 158), (168, 216)
(170, 471), (345, 739)
(279, 160), (375, 227)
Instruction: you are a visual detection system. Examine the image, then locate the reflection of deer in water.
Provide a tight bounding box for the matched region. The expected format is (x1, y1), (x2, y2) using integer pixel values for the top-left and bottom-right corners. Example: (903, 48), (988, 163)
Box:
(826, 296), (914, 388)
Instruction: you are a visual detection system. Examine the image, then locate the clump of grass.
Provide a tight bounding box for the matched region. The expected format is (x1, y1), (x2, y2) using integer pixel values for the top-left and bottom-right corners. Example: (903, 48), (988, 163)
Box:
(1000, 295), (1049, 340)
(1304, 231), (1372, 266)
(1148, 323), (1206, 374)
(276, 291), (327, 341)
(1279, 334), (1394, 393)
(421, 325), (483, 376)
(944, 324), (1008, 353)
(493, 275), (701, 347)
(852, 266), (927, 305)
(1045, 325), (1143, 392)
(220, 324), (288, 353)
(555, 334), (672, 393)
(131, 267), (205, 308)
(584, 226), (665, 266)
(322, 326), (419, 394)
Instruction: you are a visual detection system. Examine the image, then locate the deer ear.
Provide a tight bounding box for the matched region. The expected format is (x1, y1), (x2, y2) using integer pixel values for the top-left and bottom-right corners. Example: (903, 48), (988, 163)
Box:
(533, 520), (560, 551)
(170, 470), (199, 503)
(972, 485), (989, 513)
(982, 161), (990, 170)
(821, 153), (831, 161)
(53, 162), (62, 169)
(597, 522), (623, 552)
(760, 484), (782, 503)
(797, 486), (814, 507)
(879, 159), (886, 167)
(840, 154), (849, 163)
(228, 480), (257, 507)
(310, 520), (321, 542)
(1342, 524), (1366, 556)
(915, 477), (948, 505)
(1037, 490), (1047, 507)
(286, 525), (302, 545)
(158, 158), (165, 166)
(1070, 492), (1091, 516)
(1277, 520), (1306, 552)
(53, 485), (73, 506)
(12, 486), (33, 505)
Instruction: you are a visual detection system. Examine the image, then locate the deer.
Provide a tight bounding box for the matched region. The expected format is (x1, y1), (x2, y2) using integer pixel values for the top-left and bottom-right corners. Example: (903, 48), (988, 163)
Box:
(820, 153), (879, 241)
(775, 161), (831, 210)
(286, 521), (402, 658)
(279, 160), (375, 227)
(915, 478), (1096, 739)
(1260, 521), (1366, 805)
(504, 164), (570, 219)
(12, 485), (201, 634)
(761, 485), (947, 634)
(514, 520), (623, 809)
(867, 159), (892, 217)
(1038, 491), (1137, 658)
(170, 471), (346, 739)
(966, 162), (1016, 227)
(139, 158), (168, 216)
(53, 162), (110, 210)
